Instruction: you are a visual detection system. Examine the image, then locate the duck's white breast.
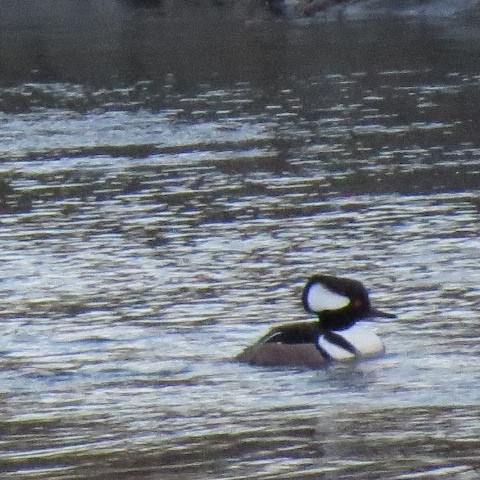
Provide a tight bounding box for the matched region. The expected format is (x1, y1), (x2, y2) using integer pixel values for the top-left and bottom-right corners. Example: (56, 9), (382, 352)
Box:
(317, 324), (384, 361)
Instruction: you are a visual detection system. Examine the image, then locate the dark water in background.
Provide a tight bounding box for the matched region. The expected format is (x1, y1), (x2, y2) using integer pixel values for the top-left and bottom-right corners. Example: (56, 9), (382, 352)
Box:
(1, 2), (480, 479)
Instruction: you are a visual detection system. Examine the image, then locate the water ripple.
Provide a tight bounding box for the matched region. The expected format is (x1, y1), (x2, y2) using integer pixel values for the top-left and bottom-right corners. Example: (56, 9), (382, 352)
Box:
(1, 67), (480, 479)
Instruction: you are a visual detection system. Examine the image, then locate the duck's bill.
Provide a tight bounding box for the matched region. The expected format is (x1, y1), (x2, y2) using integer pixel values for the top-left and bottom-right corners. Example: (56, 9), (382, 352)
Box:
(369, 307), (396, 318)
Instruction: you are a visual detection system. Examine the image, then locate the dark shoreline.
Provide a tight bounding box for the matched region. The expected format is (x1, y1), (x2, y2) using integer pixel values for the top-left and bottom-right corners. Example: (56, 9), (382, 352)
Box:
(1, 1), (480, 90)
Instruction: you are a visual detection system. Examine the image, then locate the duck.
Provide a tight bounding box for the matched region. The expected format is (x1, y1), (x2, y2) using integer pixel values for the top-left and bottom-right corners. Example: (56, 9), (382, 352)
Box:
(235, 274), (395, 368)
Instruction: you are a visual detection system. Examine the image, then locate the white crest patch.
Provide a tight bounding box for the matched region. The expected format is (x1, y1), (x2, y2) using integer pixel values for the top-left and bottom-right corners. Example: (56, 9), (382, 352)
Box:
(306, 282), (350, 312)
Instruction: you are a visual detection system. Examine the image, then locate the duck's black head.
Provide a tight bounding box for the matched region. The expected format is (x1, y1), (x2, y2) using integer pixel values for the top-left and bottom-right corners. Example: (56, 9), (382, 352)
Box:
(302, 274), (395, 331)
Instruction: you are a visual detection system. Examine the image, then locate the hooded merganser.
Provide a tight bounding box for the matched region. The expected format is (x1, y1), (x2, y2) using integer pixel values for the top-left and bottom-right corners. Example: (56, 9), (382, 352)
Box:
(235, 274), (395, 368)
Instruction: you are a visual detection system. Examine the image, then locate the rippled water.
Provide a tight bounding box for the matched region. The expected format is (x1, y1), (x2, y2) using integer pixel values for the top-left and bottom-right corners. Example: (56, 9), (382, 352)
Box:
(1, 5), (480, 480)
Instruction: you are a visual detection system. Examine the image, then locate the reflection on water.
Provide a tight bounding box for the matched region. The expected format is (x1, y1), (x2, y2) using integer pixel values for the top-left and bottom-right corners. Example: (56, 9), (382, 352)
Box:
(1, 4), (480, 480)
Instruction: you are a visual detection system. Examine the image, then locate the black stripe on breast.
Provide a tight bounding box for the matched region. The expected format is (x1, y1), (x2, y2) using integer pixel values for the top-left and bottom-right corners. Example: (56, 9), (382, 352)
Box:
(323, 331), (358, 355)
(315, 343), (333, 361)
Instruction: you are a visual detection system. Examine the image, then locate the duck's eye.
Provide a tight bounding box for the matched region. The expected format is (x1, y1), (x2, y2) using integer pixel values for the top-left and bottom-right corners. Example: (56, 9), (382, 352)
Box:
(353, 299), (362, 308)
